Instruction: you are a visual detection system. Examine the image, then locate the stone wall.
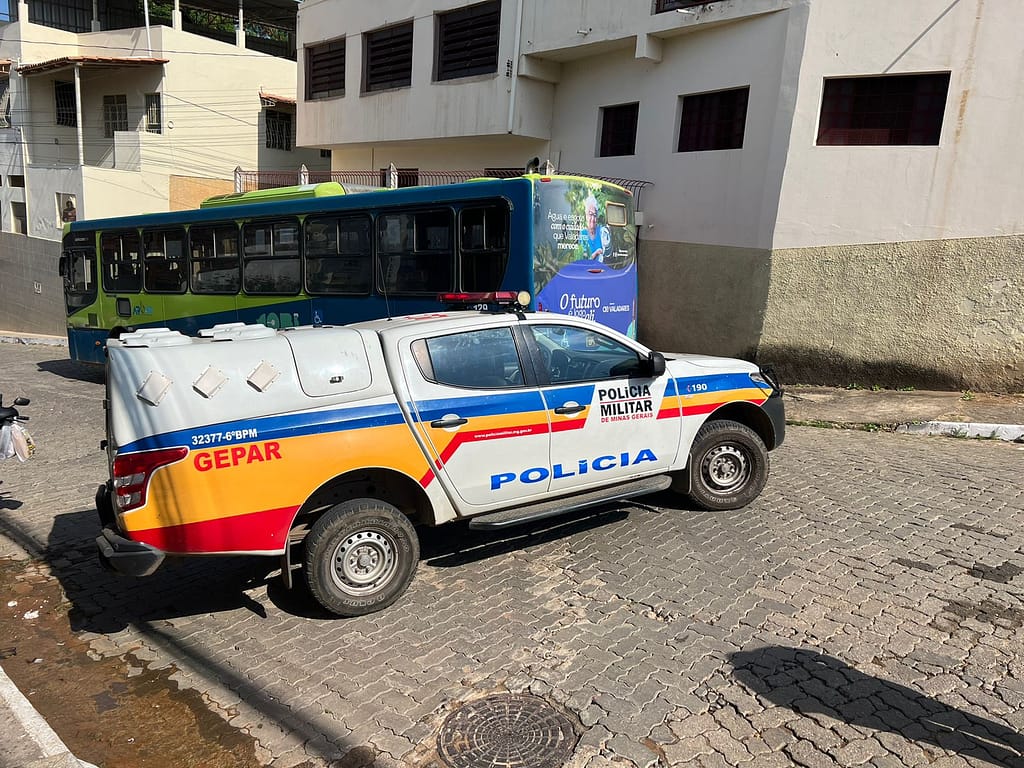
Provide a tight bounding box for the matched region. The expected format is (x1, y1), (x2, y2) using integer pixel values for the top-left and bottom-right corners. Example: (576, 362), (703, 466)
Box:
(637, 235), (1024, 392)
(0, 233), (65, 337)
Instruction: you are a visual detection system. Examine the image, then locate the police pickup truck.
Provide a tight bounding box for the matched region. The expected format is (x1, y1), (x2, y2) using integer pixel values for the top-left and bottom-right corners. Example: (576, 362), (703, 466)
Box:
(96, 304), (784, 616)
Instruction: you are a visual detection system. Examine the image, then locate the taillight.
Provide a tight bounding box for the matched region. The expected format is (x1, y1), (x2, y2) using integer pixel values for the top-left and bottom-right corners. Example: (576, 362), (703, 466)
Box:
(112, 447), (188, 512)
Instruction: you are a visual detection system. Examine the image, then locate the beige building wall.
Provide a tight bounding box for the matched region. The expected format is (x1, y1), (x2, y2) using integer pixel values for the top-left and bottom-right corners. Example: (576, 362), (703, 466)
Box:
(296, 0), (1024, 391)
(169, 175), (234, 211)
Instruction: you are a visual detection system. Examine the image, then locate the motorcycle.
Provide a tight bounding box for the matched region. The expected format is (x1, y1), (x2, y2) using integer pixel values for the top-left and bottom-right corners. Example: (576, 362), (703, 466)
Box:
(0, 394), (34, 462)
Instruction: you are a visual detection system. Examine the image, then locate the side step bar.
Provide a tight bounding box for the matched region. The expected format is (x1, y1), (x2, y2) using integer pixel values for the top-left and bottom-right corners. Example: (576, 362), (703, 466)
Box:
(468, 474), (672, 531)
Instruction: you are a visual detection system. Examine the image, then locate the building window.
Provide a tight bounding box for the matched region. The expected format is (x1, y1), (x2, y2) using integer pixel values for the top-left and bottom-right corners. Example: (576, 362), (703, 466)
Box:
(9, 174), (24, 187)
(55, 80), (76, 127)
(266, 110), (293, 150)
(599, 102), (639, 157)
(11, 201), (26, 234)
(0, 77), (10, 127)
(364, 21), (413, 93)
(306, 38), (345, 100)
(817, 73), (950, 146)
(677, 86), (749, 152)
(436, 0), (500, 82)
(654, 0), (711, 11)
(58, 193), (77, 223)
(320, 148), (332, 159)
(103, 94), (128, 138)
(145, 93), (162, 133)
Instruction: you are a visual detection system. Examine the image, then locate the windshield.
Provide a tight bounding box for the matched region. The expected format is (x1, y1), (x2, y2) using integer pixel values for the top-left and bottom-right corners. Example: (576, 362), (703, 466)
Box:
(62, 247), (97, 315)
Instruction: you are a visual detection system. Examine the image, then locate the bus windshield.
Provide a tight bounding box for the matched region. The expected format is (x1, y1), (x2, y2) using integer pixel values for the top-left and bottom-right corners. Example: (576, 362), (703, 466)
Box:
(61, 175), (638, 364)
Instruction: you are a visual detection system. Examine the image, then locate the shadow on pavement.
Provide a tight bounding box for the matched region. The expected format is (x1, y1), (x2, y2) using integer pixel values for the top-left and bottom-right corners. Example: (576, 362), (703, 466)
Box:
(36, 359), (105, 385)
(730, 646), (1024, 768)
(417, 505), (630, 568)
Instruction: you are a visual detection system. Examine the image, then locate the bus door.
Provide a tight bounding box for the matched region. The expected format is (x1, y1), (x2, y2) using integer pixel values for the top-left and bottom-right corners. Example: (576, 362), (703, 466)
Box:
(99, 230), (144, 331)
(142, 228), (188, 330)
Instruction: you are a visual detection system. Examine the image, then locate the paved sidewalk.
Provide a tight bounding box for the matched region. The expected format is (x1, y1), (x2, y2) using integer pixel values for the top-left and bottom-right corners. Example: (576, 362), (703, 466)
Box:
(784, 385), (1024, 442)
(0, 664), (94, 768)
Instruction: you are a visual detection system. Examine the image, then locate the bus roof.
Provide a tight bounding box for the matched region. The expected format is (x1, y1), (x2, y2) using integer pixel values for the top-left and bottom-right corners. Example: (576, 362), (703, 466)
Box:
(199, 182), (349, 208)
(66, 174), (630, 233)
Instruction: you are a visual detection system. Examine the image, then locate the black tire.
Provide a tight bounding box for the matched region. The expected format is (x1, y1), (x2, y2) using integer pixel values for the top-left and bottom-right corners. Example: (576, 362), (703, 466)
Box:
(303, 499), (419, 617)
(685, 419), (769, 511)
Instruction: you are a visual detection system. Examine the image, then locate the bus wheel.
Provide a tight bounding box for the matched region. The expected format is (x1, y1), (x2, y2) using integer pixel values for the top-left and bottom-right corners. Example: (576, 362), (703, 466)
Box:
(303, 499), (419, 617)
(685, 420), (768, 511)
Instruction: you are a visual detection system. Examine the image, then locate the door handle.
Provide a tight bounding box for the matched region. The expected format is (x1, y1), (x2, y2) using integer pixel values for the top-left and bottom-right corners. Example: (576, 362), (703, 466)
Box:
(554, 404), (586, 415)
(430, 417), (468, 428)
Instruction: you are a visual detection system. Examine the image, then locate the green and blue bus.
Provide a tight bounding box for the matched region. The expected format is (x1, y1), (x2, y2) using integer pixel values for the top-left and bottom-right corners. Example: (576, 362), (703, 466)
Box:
(60, 174), (638, 364)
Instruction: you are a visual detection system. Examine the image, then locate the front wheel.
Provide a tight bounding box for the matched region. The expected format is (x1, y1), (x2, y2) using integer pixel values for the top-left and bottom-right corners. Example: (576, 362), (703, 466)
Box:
(304, 499), (419, 617)
(684, 419), (769, 511)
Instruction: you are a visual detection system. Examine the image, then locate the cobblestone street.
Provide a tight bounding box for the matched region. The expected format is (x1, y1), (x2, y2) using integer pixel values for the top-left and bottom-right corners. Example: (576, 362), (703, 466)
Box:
(2, 341), (1023, 768)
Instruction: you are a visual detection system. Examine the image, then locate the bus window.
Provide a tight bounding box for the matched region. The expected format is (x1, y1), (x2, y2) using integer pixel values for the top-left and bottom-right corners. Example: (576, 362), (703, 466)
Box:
(459, 204), (509, 291)
(305, 214), (372, 295)
(143, 228), (187, 293)
(101, 231), (142, 293)
(242, 219), (300, 295)
(377, 210), (453, 295)
(190, 224), (240, 294)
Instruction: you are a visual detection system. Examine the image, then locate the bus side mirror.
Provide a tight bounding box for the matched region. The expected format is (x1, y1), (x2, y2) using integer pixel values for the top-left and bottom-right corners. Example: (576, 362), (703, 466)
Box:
(645, 351), (666, 378)
(58, 255), (68, 277)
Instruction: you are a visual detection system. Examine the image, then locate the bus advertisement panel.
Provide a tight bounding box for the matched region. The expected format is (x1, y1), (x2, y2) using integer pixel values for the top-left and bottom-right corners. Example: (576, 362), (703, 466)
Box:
(533, 178), (637, 338)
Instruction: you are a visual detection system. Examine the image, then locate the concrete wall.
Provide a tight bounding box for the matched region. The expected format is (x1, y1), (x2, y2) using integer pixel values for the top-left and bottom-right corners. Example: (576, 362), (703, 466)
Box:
(0, 231), (64, 336)
(775, 0), (1024, 248)
(759, 235), (1024, 391)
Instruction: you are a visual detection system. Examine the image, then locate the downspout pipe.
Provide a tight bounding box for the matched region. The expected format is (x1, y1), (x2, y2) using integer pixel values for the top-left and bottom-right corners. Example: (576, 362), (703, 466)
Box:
(73, 64), (84, 167)
(506, 0), (524, 134)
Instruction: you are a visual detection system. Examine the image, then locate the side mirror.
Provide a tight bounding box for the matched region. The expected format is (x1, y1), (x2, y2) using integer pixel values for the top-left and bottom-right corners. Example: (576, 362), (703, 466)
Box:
(58, 255), (68, 277)
(645, 351), (666, 378)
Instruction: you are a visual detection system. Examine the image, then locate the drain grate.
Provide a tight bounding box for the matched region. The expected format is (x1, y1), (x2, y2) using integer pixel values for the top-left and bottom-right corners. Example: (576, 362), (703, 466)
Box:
(437, 693), (579, 768)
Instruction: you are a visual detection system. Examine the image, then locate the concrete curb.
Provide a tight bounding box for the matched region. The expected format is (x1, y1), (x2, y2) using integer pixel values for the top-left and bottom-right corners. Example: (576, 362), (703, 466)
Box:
(896, 420), (1024, 442)
(0, 664), (97, 768)
(0, 333), (67, 347)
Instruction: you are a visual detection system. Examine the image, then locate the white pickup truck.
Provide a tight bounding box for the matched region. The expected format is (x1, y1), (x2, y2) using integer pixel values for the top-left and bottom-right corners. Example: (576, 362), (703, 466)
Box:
(96, 309), (784, 616)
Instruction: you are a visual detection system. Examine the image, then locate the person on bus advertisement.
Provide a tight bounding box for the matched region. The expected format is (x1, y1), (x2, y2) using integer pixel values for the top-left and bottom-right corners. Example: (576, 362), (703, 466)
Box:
(579, 194), (611, 262)
(533, 180), (638, 338)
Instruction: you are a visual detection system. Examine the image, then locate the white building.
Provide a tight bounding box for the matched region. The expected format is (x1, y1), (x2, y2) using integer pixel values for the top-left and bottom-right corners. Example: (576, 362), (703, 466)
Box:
(295, 0), (1024, 391)
(0, 0), (328, 241)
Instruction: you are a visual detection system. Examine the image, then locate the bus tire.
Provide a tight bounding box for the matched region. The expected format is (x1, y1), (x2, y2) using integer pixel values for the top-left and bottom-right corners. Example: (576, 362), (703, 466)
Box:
(684, 419), (769, 511)
(303, 499), (419, 617)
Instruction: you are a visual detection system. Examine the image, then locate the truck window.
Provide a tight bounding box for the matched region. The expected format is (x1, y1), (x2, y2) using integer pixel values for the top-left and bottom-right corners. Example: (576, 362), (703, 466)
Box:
(529, 324), (643, 383)
(414, 327), (522, 388)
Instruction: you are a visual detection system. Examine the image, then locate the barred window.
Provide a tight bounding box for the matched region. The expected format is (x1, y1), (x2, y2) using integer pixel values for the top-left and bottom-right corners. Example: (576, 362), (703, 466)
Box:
(306, 38), (345, 100)
(265, 110), (292, 151)
(436, 0), (500, 82)
(55, 81), (76, 127)
(817, 73), (950, 146)
(677, 86), (748, 152)
(599, 102), (639, 157)
(103, 94), (128, 138)
(364, 22), (413, 92)
(145, 93), (162, 133)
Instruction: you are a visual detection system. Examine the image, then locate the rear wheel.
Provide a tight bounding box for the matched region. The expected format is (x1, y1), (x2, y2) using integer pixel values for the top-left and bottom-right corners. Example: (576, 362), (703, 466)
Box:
(304, 499), (419, 617)
(684, 419), (769, 511)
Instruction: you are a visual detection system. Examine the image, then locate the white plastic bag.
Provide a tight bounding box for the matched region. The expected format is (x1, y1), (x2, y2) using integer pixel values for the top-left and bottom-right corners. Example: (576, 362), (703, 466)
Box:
(7, 423), (34, 461)
(0, 424), (13, 460)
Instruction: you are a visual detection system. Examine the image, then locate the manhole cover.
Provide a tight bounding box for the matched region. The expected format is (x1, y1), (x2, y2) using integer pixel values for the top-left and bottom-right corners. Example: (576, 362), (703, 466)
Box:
(437, 693), (579, 768)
